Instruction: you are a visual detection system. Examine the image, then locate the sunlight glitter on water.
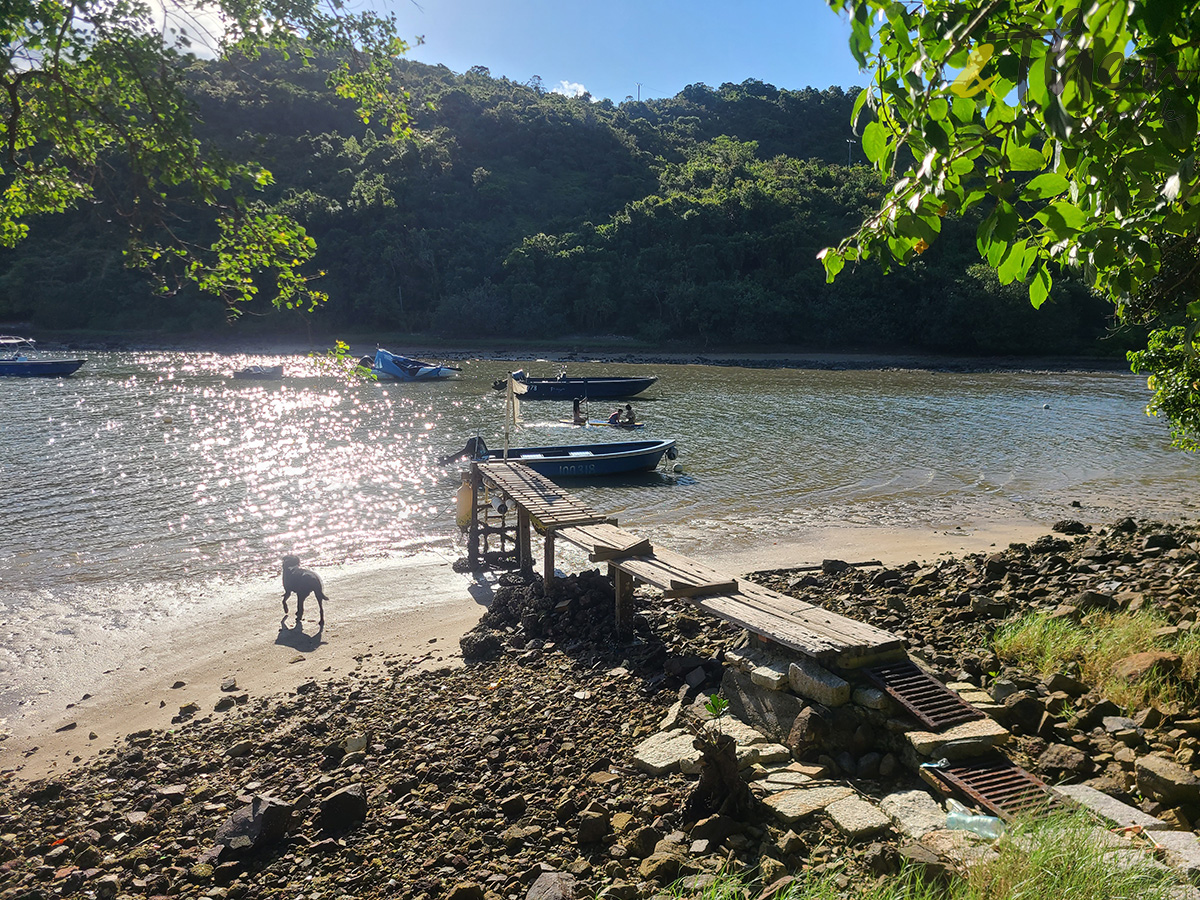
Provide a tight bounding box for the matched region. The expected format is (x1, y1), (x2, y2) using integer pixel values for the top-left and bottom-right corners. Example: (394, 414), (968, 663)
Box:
(2, 353), (1198, 601)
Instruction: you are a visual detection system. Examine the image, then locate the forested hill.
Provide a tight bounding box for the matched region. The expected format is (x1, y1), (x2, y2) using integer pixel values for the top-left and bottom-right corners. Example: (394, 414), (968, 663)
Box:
(0, 56), (1126, 355)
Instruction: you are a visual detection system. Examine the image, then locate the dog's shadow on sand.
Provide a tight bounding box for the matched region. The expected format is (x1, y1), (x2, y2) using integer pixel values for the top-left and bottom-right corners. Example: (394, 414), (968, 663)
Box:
(275, 620), (325, 652)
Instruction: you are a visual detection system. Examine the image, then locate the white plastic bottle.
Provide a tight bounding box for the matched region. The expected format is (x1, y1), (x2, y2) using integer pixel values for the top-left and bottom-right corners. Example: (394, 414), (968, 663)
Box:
(945, 798), (1005, 839)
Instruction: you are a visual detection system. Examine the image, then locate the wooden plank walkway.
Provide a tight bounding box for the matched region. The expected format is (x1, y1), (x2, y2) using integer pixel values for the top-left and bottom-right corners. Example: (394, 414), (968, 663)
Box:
(470, 461), (904, 669)
(477, 461), (609, 531)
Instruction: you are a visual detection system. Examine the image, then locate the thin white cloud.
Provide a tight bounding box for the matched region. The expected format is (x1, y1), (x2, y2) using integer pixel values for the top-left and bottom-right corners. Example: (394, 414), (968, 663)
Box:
(552, 80), (588, 98)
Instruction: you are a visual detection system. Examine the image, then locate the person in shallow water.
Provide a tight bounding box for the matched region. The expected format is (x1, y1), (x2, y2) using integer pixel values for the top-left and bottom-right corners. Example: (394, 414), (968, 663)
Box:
(573, 398), (587, 425)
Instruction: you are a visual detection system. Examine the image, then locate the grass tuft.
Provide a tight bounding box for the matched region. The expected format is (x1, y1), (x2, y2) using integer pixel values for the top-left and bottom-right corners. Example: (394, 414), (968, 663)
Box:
(992, 609), (1200, 710)
(643, 813), (1183, 900)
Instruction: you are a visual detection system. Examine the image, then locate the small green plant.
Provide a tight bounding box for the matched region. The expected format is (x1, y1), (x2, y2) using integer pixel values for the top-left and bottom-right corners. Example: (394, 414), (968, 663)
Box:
(703, 693), (730, 720)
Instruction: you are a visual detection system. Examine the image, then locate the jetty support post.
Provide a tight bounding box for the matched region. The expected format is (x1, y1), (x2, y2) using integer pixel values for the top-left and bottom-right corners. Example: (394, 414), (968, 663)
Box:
(468, 464), (482, 568)
(611, 564), (634, 639)
(543, 528), (556, 587)
(517, 505), (533, 579)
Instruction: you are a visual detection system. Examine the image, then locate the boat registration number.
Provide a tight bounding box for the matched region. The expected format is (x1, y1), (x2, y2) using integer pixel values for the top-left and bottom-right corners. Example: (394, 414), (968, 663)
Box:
(555, 463), (597, 475)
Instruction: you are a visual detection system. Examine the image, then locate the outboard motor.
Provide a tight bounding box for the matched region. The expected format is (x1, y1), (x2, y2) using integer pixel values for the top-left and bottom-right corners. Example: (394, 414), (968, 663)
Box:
(439, 436), (489, 466)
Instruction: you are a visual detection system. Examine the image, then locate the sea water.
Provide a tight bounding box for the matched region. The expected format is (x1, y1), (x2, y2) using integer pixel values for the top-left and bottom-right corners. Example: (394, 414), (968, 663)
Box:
(1, 351), (1197, 722)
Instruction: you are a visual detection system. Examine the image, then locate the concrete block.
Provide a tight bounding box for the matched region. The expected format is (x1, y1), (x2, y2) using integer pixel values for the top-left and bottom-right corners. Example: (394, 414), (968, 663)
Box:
(752, 663), (790, 691)
(788, 658), (851, 707)
(754, 770), (814, 793)
(632, 729), (700, 776)
(852, 686), (890, 710)
(825, 795), (891, 840)
(762, 785), (854, 824)
(905, 718), (1010, 760)
(880, 789), (948, 839)
(1055, 784), (1169, 832)
(711, 717), (768, 746)
(1151, 831), (1200, 885)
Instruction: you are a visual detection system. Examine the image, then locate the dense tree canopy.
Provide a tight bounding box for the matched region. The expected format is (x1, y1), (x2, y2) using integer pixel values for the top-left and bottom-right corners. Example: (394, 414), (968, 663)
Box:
(0, 55), (1124, 360)
(0, 0), (412, 313)
(820, 0), (1200, 448)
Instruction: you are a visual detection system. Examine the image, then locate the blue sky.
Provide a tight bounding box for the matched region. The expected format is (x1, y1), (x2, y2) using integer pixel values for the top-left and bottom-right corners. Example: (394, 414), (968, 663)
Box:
(397, 0), (867, 103)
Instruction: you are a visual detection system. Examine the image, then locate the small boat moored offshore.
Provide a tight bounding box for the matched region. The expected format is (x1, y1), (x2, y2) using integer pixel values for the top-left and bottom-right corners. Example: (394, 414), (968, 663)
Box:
(367, 348), (461, 381)
(0, 336), (85, 377)
(443, 436), (677, 477)
(492, 369), (657, 400)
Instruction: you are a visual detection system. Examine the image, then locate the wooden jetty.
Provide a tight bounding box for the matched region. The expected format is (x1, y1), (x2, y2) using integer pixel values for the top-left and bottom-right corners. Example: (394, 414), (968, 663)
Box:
(467, 461), (903, 669)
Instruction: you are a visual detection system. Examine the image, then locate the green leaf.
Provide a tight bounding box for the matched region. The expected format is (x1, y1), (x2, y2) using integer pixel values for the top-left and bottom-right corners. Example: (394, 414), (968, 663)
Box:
(862, 120), (888, 163)
(1045, 94), (1075, 141)
(819, 247), (845, 282)
(1006, 144), (1046, 171)
(1030, 266), (1052, 308)
(1163, 92), (1198, 151)
(1040, 201), (1088, 235)
(1021, 173), (1068, 200)
(998, 239), (1028, 284)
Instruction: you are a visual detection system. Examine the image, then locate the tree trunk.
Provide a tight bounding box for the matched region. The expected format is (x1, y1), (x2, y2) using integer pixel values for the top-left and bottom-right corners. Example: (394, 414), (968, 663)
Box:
(683, 733), (755, 821)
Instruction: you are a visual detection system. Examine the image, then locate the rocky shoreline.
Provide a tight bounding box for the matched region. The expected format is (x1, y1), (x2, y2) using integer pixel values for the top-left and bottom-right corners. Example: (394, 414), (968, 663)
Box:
(2, 518), (1198, 900)
(29, 331), (1130, 375)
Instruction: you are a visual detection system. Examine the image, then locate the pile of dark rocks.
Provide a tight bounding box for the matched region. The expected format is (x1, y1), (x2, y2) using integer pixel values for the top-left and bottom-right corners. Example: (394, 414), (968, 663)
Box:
(2, 517), (1198, 900)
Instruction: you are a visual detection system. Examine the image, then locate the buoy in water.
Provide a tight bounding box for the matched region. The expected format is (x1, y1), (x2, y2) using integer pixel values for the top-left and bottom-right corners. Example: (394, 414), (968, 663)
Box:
(673, 463), (684, 473)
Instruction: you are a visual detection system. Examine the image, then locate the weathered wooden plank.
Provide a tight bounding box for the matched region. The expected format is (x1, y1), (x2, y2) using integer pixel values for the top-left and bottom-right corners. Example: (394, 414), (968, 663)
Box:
(695, 595), (843, 660)
(648, 547), (736, 584)
(663, 578), (739, 598)
(555, 523), (651, 561)
(732, 582), (902, 649)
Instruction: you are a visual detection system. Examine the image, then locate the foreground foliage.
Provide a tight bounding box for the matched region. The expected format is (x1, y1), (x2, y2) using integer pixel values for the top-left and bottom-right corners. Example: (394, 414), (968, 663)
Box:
(0, 0), (413, 314)
(821, 0), (1200, 448)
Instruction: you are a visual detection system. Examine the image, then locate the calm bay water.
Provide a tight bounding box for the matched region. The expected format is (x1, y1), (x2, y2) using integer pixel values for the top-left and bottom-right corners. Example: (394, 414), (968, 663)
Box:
(1, 351), (1198, 718)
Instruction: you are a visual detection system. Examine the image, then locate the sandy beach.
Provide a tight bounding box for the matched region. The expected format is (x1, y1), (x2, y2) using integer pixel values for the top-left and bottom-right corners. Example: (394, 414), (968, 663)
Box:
(0, 515), (1058, 783)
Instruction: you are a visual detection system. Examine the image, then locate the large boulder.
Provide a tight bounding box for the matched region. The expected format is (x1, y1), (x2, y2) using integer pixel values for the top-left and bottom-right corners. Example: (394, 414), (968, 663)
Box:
(1136, 755), (1200, 807)
(207, 797), (294, 862)
(320, 783), (368, 832)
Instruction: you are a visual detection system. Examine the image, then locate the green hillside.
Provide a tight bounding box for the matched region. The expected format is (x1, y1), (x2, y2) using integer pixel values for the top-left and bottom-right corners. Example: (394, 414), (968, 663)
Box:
(0, 55), (1127, 355)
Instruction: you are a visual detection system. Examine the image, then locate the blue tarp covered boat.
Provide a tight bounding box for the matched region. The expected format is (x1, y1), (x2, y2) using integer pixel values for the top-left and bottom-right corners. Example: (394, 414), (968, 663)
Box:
(371, 348), (461, 381)
(493, 370), (657, 400)
(0, 336), (85, 377)
(482, 438), (676, 477)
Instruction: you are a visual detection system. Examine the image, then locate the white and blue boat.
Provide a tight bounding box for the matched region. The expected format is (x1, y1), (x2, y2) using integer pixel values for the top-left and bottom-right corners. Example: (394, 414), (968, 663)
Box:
(0, 336), (85, 377)
(370, 348), (460, 381)
(481, 438), (676, 477)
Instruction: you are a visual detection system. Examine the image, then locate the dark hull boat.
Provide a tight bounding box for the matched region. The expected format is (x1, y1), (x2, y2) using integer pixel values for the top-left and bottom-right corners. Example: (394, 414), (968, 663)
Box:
(494, 370), (657, 400)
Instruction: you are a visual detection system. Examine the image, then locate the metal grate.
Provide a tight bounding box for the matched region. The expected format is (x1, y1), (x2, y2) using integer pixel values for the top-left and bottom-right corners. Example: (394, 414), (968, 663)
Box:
(864, 660), (986, 730)
(921, 755), (1064, 821)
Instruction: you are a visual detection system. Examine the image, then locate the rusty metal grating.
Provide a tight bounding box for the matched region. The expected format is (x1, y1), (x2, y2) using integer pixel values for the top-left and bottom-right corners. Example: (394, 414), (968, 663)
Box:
(864, 661), (986, 730)
(921, 756), (1063, 821)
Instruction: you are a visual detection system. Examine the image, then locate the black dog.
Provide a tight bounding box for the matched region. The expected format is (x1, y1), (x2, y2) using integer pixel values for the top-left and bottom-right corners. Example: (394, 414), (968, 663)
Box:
(438, 435), (489, 466)
(281, 554), (328, 627)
